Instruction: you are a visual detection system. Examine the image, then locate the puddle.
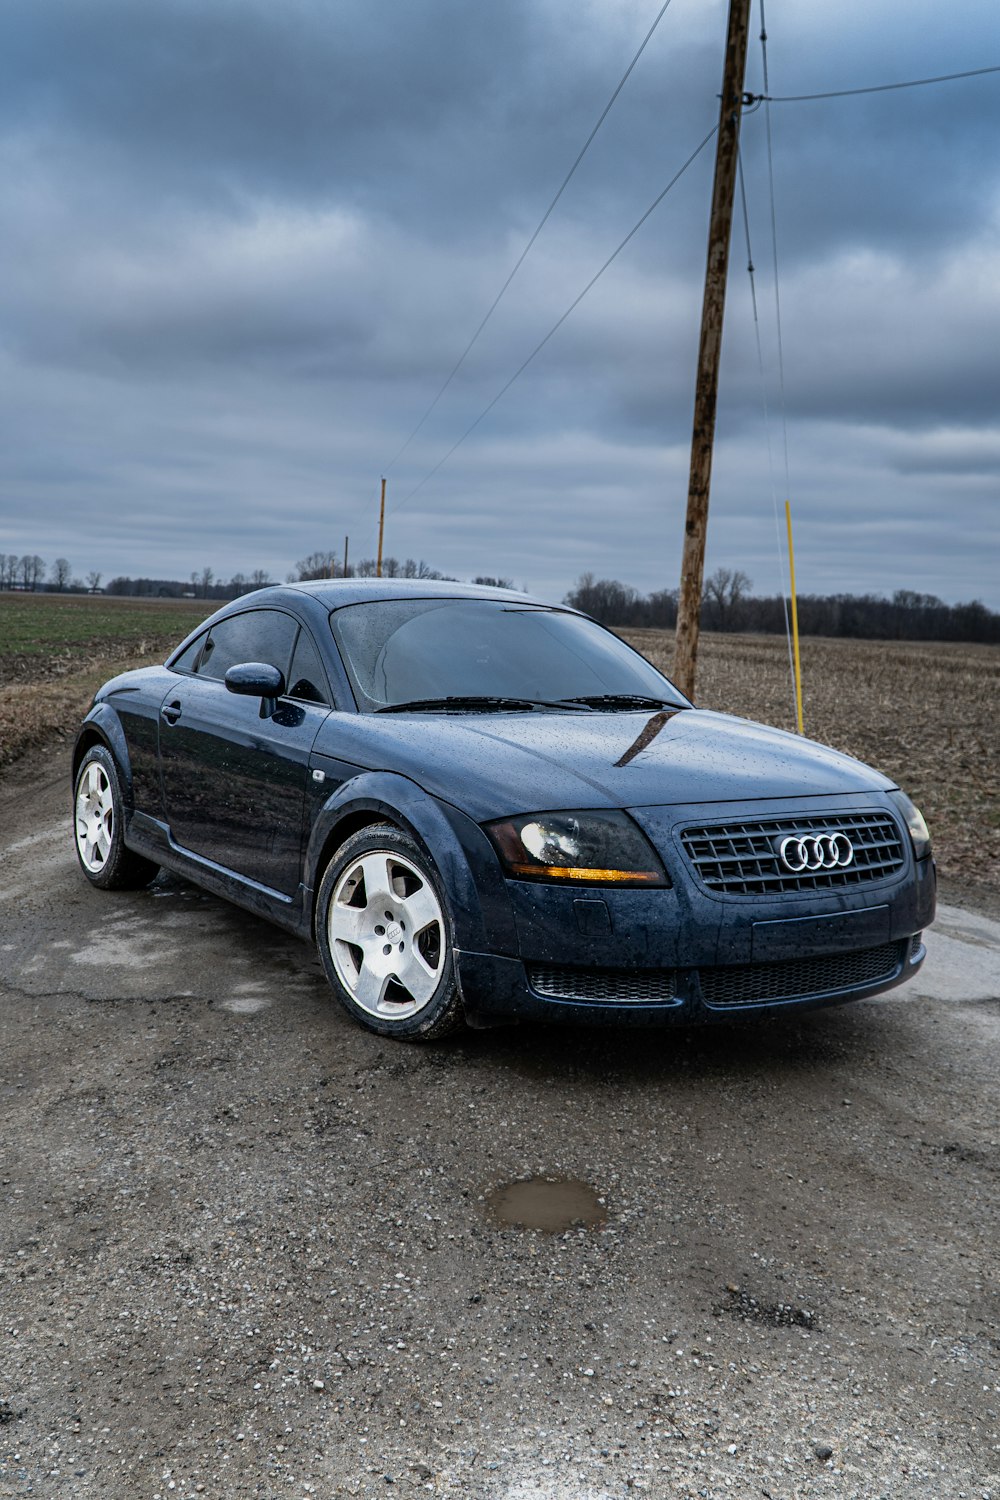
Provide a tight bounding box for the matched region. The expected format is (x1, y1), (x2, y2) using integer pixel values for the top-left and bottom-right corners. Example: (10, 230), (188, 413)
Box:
(68, 929), (186, 970)
(484, 1176), (605, 1232)
(221, 986), (274, 1015)
(5, 827), (64, 857)
(920, 912), (1000, 1003)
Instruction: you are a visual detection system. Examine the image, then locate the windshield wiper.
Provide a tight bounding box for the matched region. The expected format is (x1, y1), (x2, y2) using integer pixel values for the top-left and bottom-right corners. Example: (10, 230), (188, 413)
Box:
(374, 695), (593, 714)
(558, 693), (687, 711)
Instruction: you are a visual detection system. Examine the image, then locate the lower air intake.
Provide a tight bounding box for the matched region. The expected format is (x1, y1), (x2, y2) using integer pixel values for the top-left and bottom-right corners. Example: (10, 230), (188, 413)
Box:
(526, 964), (677, 1004)
(699, 942), (903, 1009)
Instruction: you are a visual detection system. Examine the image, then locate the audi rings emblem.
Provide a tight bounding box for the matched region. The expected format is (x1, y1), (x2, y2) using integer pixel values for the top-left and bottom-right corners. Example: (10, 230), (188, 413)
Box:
(776, 832), (855, 872)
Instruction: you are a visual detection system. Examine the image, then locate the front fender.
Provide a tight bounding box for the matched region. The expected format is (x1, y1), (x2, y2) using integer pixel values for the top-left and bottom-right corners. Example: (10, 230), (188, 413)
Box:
(73, 705), (134, 804)
(304, 771), (518, 957)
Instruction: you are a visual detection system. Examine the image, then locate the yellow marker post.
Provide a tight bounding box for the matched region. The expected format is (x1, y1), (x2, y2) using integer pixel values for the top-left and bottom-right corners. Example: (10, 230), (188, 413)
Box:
(785, 500), (805, 735)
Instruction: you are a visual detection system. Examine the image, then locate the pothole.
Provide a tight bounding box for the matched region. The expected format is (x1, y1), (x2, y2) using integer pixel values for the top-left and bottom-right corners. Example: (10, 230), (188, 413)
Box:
(484, 1176), (606, 1232)
(719, 1286), (817, 1329)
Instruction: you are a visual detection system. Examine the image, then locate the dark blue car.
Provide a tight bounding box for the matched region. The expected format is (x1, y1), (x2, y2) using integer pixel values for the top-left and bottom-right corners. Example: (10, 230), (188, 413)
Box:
(73, 580), (935, 1040)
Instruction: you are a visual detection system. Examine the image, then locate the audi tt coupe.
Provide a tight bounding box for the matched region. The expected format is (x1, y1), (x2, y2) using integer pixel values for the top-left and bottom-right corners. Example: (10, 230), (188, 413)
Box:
(72, 580), (935, 1040)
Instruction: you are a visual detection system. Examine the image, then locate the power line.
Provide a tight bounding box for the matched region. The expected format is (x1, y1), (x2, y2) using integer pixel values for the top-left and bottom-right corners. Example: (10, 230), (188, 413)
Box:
(378, 34), (1000, 535)
(759, 2), (790, 509)
(388, 126), (718, 518)
(382, 0), (679, 474)
(758, 0), (798, 724)
(760, 62), (1000, 103)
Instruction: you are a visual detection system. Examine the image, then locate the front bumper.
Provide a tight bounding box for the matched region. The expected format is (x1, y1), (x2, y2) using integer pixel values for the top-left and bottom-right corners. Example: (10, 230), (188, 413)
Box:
(455, 791), (936, 1028)
(456, 931), (927, 1028)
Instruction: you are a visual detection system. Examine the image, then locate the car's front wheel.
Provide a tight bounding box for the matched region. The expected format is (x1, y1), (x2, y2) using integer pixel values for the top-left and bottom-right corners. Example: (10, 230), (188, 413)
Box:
(73, 745), (159, 890)
(316, 824), (464, 1040)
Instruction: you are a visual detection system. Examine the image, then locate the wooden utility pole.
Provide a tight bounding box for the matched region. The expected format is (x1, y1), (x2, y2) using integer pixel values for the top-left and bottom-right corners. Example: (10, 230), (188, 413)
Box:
(376, 477), (386, 578)
(673, 0), (752, 700)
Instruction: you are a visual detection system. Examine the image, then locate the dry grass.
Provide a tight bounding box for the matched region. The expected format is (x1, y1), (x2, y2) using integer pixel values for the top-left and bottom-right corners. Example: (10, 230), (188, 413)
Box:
(0, 591), (210, 770)
(623, 630), (1000, 889)
(0, 652), (168, 770)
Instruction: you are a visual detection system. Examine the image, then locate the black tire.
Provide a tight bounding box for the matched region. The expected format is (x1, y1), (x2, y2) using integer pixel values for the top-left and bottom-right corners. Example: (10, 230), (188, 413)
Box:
(73, 744), (159, 890)
(316, 823), (464, 1041)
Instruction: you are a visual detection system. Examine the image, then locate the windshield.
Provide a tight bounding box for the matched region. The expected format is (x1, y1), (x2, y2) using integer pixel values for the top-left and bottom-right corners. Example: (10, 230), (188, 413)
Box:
(328, 598), (690, 712)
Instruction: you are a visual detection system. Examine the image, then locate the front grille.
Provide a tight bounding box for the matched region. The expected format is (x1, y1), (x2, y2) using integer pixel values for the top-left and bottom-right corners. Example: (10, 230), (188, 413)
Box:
(680, 811), (905, 895)
(526, 964), (677, 1004)
(699, 942), (903, 1009)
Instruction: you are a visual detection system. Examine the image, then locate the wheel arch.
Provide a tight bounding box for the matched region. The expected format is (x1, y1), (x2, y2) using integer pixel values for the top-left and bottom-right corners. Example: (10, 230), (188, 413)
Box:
(311, 807), (404, 924)
(73, 708), (134, 805)
(304, 771), (517, 956)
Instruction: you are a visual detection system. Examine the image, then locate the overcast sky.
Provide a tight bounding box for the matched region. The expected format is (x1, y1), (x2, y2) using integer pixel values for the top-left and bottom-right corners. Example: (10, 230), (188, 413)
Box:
(1, 0), (998, 606)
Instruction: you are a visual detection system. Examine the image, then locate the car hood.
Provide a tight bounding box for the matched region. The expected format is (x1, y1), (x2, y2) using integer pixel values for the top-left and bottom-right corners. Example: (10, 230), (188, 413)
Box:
(319, 707), (895, 822)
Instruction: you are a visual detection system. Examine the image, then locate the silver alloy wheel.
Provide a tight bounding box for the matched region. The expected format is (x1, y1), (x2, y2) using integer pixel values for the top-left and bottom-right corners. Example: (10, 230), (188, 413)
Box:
(326, 849), (445, 1020)
(75, 760), (115, 873)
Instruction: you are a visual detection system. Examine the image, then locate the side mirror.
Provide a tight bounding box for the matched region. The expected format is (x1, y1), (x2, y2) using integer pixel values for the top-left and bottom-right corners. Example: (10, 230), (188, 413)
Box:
(225, 662), (285, 718)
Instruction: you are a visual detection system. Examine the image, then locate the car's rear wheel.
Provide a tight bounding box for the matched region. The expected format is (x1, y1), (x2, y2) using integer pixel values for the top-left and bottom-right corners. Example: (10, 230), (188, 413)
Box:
(316, 824), (464, 1040)
(73, 745), (159, 890)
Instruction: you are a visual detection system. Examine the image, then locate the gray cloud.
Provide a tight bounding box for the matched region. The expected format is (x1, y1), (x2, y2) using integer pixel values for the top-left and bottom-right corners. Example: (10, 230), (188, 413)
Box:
(0, 0), (998, 607)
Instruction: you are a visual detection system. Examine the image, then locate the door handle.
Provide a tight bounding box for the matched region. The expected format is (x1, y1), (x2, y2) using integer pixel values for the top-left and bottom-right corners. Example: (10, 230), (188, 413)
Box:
(160, 701), (182, 726)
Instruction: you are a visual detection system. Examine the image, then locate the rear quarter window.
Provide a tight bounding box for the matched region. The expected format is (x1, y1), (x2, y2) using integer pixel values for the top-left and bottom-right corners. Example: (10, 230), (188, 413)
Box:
(169, 633), (206, 674)
(286, 627), (332, 706)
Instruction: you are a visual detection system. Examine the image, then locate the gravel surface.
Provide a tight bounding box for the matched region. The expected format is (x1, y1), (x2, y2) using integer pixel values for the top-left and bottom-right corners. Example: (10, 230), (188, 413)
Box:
(1, 750), (998, 1500)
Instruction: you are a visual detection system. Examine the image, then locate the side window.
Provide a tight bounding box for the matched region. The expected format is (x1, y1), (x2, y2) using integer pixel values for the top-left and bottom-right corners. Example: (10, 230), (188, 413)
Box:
(170, 632), (207, 674)
(286, 627), (331, 706)
(197, 610), (298, 684)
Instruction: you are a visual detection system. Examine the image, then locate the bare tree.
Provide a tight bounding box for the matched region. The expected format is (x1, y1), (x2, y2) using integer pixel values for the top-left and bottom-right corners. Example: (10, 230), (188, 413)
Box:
(563, 573), (675, 628)
(19, 554), (45, 590)
(647, 588), (679, 629)
(330, 556), (451, 582)
(86, 571), (102, 592)
(401, 558), (447, 580)
(51, 557), (72, 591)
(564, 572), (640, 621)
(292, 552), (340, 581)
(1, 554), (18, 589)
(703, 567), (752, 632)
(199, 566), (215, 599)
(249, 568), (271, 588)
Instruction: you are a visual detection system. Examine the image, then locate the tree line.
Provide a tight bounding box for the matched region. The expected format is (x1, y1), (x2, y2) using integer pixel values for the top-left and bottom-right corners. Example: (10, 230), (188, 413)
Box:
(564, 570), (1000, 644)
(102, 555), (510, 597)
(1, 549), (516, 599)
(6, 551), (994, 642)
(105, 568), (275, 600)
(102, 555), (462, 598)
(1, 554), (103, 593)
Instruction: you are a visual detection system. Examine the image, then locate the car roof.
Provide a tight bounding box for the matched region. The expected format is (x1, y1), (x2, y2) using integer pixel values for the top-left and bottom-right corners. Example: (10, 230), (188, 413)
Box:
(287, 578), (550, 609)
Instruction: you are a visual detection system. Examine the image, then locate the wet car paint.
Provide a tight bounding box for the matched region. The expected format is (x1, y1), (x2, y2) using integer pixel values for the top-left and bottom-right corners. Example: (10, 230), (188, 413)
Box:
(74, 580), (935, 1028)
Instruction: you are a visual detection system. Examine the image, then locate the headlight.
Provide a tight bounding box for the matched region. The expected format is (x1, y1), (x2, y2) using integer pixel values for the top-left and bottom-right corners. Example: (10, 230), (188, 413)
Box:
(484, 809), (669, 886)
(889, 790), (932, 859)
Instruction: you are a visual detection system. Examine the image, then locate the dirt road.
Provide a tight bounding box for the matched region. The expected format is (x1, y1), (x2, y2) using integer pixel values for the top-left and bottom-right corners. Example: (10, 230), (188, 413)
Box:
(1, 751), (998, 1499)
